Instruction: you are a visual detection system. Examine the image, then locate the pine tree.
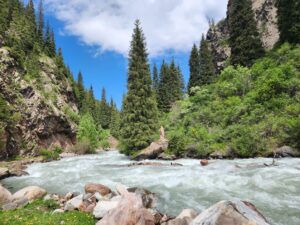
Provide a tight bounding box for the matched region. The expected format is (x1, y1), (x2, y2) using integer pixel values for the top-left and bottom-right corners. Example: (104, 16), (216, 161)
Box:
(120, 20), (158, 152)
(152, 63), (159, 93)
(188, 44), (200, 93)
(37, 0), (44, 44)
(109, 99), (120, 138)
(0, 0), (11, 35)
(99, 87), (111, 129)
(169, 59), (183, 102)
(276, 0), (300, 44)
(157, 61), (171, 112)
(199, 34), (215, 85)
(76, 72), (85, 111)
(177, 65), (185, 93)
(227, 0), (264, 67)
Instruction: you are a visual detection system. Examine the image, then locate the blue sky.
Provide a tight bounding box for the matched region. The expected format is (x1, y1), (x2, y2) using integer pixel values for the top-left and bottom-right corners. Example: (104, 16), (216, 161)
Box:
(41, 0), (228, 108)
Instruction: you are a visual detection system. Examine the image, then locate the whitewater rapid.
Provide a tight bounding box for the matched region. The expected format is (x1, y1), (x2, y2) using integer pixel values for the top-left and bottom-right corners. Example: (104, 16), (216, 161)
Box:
(2, 151), (300, 225)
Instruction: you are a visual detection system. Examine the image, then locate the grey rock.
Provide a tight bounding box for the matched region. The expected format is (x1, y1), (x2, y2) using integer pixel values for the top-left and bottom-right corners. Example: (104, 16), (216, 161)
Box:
(64, 194), (83, 211)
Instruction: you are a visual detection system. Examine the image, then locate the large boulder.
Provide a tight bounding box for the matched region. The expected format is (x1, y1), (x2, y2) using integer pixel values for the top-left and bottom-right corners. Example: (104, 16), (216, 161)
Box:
(127, 187), (156, 208)
(165, 209), (198, 225)
(0, 167), (10, 180)
(64, 194), (83, 211)
(93, 196), (121, 219)
(191, 200), (271, 225)
(12, 186), (46, 201)
(97, 189), (155, 225)
(132, 139), (169, 161)
(85, 183), (112, 196)
(0, 185), (13, 207)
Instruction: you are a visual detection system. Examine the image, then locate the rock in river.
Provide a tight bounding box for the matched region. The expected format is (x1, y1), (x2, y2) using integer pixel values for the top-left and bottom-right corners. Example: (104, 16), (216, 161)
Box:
(132, 139), (169, 161)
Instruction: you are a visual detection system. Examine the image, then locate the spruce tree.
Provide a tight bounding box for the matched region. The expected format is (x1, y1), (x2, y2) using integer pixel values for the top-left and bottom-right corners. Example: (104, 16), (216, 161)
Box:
(199, 34), (215, 85)
(177, 65), (185, 93)
(169, 59), (183, 102)
(227, 0), (264, 67)
(99, 87), (111, 129)
(76, 72), (85, 111)
(152, 63), (159, 93)
(120, 20), (158, 152)
(188, 44), (200, 93)
(276, 0), (300, 44)
(157, 61), (171, 112)
(37, 0), (44, 44)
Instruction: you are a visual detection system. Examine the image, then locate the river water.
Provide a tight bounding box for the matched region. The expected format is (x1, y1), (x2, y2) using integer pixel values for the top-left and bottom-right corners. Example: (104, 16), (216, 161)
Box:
(2, 151), (300, 225)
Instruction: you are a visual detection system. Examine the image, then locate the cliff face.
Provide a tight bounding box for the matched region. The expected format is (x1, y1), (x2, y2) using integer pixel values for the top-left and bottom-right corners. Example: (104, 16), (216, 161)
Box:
(0, 45), (78, 159)
(207, 0), (279, 73)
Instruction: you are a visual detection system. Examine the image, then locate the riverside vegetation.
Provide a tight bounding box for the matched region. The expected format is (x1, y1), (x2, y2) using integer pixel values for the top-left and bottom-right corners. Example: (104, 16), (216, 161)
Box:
(0, 0), (300, 224)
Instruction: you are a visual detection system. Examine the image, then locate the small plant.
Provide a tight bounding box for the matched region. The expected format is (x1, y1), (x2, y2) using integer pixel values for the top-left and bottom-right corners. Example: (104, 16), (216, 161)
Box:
(39, 147), (62, 161)
(69, 139), (94, 155)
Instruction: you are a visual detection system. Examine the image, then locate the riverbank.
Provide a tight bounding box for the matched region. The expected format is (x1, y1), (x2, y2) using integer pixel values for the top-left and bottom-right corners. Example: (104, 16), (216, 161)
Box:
(2, 151), (299, 225)
(0, 182), (272, 225)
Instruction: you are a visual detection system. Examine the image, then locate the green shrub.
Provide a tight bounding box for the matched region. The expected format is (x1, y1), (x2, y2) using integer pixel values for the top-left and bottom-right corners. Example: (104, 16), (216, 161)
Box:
(69, 139), (94, 155)
(39, 147), (62, 160)
(77, 114), (99, 150)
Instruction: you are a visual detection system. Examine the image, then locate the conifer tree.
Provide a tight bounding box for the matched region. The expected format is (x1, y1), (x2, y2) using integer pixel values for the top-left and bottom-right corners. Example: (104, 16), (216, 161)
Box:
(188, 44), (200, 93)
(276, 0), (300, 44)
(157, 61), (171, 112)
(152, 63), (159, 93)
(37, 0), (44, 43)
(98, 87), (111, 129)
(109, 99), (120, 138)
(169, 59), (183, 102)
(120, 20), (158, 152)
(227, 0), (264, 67)
(76, 72), (85, 111)
(199, 35), (215, 85)
(177, 65), (185, 93)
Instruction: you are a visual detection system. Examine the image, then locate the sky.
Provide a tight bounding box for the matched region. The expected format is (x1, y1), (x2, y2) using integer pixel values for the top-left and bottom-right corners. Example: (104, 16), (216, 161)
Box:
(41, 0), (228, 108)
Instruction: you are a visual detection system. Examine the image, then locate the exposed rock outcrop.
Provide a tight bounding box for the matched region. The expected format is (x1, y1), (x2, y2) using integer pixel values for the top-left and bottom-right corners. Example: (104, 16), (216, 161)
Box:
(207, 0), (279, 73)
(0, 46), (78, 159)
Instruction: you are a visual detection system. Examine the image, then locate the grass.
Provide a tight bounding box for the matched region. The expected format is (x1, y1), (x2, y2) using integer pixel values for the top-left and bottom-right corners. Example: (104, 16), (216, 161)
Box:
(0, 200), (96, 225)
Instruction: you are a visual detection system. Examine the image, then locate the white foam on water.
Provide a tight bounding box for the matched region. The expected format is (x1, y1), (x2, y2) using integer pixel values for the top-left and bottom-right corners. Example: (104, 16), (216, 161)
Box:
(2, 151), (300, 225)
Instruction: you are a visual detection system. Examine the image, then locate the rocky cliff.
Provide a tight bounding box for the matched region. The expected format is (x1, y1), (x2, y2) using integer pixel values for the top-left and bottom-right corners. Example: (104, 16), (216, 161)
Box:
(207, 0), (279, 73)
(0, 44), (78, 159)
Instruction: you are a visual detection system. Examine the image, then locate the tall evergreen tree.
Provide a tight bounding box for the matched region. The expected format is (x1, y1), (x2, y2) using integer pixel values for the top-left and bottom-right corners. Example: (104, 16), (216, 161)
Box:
(120, 20), (158, 152)
(227, 0), (264, 67)
(157, 61), (171, 112)
(177, 65), (185, 93)
(199, 34), (215, 85)
(188, 44), (200, 93)
(276, 0), (300, 44)
(169, 59), (183, 102)
(99, 87), (111, 129)
(152, 63), (159, 93)
(37, 0), (44, 43)
(76, 72), (85, 111)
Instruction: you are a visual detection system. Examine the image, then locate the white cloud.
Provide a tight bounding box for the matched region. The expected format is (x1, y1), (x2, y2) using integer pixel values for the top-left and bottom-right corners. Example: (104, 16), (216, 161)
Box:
(45, 0), (228, 56)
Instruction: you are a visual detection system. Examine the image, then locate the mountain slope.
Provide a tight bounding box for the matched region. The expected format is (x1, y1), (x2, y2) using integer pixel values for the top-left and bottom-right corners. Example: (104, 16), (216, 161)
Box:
(0, 40), (78, 159)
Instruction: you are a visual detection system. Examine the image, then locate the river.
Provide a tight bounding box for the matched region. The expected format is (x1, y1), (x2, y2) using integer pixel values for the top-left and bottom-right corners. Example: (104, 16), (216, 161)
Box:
(2, 151), (300, 225)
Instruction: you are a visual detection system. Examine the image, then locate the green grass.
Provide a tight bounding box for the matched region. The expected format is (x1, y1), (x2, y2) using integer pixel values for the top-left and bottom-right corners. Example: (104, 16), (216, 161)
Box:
(0, 200), (96, 225)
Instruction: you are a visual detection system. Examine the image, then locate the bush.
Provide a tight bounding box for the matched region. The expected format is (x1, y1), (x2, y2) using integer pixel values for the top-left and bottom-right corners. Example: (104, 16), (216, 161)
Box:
(69, 139), (94, 155)
(39, 147), (62, 160)
(77, 114), (99, 150)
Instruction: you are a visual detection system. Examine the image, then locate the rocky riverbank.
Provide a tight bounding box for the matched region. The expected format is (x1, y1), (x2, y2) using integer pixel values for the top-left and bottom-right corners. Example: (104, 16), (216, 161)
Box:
(0, 182), (272, 225)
